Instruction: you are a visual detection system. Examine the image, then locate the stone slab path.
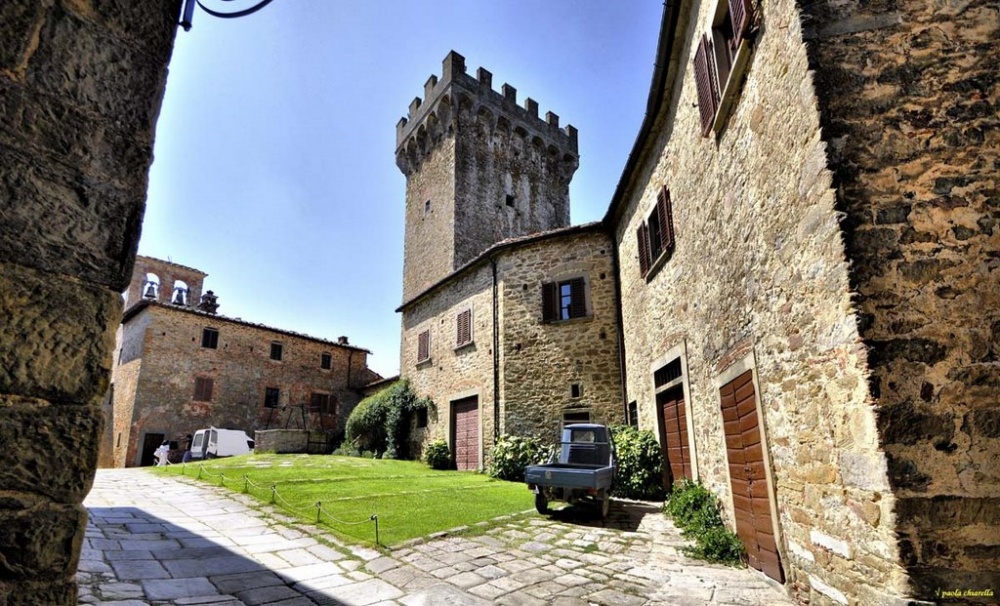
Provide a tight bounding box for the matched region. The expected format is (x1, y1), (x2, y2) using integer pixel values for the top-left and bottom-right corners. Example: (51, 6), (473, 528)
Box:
(79, 469), (794, 605)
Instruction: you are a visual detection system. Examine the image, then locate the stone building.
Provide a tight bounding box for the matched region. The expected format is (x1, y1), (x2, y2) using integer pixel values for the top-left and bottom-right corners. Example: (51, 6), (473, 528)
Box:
(103, 256), (380, 468)
(395, 4), (999, 605)
(395, 53), (623, 468)
(604, 0), (998, 604)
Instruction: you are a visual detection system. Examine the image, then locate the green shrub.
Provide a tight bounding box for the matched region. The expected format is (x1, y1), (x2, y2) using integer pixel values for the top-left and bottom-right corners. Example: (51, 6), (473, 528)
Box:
(664, 479), (745, 566)
(487, 435), (551, 482)
(345, 380), (434, 459)
(610, 425), (666, 500)
(424, 439), (451, 470)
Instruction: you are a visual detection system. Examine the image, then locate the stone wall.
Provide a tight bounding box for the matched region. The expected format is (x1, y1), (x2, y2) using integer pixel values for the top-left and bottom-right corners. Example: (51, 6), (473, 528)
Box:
(798, 0), (1000, 599)
(400, 263), (496, 465)
(498, 229), (623, 437)
(611, 0), (908, 602)
(397, 51), (578, 304)
(0, 1), (179, 603)
(107, 303), (375, 467)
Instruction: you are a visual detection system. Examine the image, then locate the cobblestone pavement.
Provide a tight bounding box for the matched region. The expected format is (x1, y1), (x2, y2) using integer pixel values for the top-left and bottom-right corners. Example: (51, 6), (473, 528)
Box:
(80, 469), (794, 605)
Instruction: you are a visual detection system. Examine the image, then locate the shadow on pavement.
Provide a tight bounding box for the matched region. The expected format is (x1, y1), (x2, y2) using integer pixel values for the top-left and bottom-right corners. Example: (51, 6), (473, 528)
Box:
(82, 506), (363, 605)
(545, 498), (662, 531)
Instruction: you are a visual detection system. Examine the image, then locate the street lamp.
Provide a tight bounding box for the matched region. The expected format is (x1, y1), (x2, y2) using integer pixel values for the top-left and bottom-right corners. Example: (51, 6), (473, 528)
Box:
(180, 0), (278, 31)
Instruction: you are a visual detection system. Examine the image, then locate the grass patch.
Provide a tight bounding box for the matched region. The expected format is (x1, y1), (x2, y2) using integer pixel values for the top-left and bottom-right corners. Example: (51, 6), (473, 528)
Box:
(153, 454), (532, 547)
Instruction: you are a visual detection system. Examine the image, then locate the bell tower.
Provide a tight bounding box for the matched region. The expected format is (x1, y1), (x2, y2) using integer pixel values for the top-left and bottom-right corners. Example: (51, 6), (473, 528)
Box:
(396, 51), (580, 302)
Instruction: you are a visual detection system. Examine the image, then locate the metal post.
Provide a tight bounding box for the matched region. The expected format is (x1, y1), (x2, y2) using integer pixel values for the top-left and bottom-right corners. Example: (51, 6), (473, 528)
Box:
(371, 514), (379, 546)
(316, 502), (322, 523)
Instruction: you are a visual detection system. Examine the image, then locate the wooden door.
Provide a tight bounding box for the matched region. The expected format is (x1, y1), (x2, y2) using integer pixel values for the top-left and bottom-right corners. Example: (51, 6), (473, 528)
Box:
(658, 385), (692, 486)
(451, 397), (479, 471)
(720, 370), (784, 583)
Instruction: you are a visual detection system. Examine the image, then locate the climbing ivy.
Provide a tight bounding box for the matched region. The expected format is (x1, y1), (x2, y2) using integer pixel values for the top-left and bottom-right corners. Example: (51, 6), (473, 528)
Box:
(344, 380), (434, 459)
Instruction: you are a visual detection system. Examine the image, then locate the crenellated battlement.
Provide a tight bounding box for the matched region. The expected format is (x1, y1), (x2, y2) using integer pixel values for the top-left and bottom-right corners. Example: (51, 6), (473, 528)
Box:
(395, 51), (578, 175)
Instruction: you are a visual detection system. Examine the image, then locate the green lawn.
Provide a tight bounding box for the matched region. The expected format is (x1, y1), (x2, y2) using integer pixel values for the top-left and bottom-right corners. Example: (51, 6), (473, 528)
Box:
(153, 454), (533, 546)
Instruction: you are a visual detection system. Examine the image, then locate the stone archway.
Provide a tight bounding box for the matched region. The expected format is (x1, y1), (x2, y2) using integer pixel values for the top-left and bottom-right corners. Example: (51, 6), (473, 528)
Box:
(0, 2), (180, 603)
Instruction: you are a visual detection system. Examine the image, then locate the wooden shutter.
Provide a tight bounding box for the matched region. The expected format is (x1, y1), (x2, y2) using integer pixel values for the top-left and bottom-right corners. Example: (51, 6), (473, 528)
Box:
(542, 282), (557, 322)
(694, 34), (718, 137)
(637, 223), (651, 276)
(457, 309), (472, 345)
(657, 187), (675, 252)
(729, 0), (753, 49)
(569, 278), (586, 319)
(194, 377), (213, 401)
(417, 330), (430, 362)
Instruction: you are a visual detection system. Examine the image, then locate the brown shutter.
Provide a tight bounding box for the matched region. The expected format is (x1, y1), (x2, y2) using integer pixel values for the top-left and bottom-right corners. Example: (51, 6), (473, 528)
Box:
(542, 282), (557, 322)
(637, 223), (651, 277)
(657, 187), (675, 251)
(194, 377), (213, 401)
(569, 278), (586, 319)
(694, 35), (718, 137)
(457, 309), (472, 345)
(729, 0), (753, 48)
(417, 330), (430, 361)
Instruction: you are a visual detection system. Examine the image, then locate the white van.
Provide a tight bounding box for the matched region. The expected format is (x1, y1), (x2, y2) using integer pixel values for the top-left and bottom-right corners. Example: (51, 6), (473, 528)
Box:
(190, 427), (254, 459)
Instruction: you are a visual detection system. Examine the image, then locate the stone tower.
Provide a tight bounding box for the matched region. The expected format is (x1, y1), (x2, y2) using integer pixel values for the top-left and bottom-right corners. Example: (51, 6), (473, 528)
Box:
(396, 51), (580, 302)
(123, 256), (207, 310)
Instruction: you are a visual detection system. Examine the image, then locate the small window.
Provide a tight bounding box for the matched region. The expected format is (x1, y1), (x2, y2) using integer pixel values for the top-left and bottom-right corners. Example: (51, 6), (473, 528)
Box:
(637, 186), (676, 278)
(264, 387), (280, 409)
(570, 383), (582, 399)
(563, 410), (591, 427)
(416, 407), (428, 428)
(194, 377), (214, 401)
(270, 342), (283, 361)
(417, 330), (431, 363)
(424, 199), (431, 215)
(542, 277), (587, 322)
(320, 352), (332, 370)
(505, 194), (515, 207)
(628, 401), (639, 427)
(201, 327), (219, 349)
(116, 432), (122, 448)
(310, 392), (332, 414)
(456, 309), (473, 347)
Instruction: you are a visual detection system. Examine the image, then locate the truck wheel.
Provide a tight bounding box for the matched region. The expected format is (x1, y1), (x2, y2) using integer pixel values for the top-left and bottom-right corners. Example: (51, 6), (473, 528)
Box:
(535, 493), (549, 515)
(600, 489), (611, 519)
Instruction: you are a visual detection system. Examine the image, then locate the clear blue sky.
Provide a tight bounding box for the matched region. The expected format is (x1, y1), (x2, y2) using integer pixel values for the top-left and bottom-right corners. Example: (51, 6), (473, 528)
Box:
(142, 2), (664, 378)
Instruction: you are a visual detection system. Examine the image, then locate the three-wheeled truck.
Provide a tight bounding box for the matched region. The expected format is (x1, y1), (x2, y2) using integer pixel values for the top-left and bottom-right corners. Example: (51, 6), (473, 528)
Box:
(524, 424), (616, 518)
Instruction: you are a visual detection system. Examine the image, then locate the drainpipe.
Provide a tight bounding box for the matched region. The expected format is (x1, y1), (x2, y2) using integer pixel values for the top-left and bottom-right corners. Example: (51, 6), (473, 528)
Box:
(492, 257), (500, 441)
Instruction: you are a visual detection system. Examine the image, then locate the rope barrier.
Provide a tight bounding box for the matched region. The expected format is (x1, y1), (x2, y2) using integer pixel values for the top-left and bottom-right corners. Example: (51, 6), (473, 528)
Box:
(159, 461), (516, 547)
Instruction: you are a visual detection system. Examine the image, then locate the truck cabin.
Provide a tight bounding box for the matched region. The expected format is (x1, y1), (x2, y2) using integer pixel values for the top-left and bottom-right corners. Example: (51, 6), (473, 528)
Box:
(559, 424), (612, 467)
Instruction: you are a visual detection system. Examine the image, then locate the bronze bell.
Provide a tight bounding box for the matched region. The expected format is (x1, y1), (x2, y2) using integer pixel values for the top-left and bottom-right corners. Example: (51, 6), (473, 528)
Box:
(143, 283), (157, 299)
(173, 288), (186, 305)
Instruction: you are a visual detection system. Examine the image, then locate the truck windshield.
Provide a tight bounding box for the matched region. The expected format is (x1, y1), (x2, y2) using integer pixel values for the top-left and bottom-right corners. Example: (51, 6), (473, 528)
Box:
(570, 430), (596, 443)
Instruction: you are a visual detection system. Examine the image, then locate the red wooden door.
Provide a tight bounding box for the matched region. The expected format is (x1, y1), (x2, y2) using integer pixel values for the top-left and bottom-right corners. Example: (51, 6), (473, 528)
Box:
(451, 397), (479, 471)
(658, 386), (692, 486)
(720, 370), (784, 583)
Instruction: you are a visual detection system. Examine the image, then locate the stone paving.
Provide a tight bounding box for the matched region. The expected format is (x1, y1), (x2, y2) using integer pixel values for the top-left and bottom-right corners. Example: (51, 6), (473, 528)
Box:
(79, 469), (795, 605)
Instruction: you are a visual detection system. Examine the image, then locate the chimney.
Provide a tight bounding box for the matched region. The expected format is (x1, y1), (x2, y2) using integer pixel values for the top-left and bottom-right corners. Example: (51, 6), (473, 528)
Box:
(197, 290), (219, 315)
(338, 336), (349, 345)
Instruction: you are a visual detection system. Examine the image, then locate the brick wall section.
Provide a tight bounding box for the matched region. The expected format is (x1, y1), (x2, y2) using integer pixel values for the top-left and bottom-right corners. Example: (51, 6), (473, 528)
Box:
(498, 230), (623, 437)
(0, 1), (179, 603)
(612, 0), (908, 602)
(799, 0), (1000, 598)
(107, 304), (376, 467)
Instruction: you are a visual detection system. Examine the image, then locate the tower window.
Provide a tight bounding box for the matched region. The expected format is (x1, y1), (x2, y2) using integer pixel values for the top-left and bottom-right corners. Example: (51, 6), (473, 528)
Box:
(201, 328), (219, 349)
(270, 342), (283, 361)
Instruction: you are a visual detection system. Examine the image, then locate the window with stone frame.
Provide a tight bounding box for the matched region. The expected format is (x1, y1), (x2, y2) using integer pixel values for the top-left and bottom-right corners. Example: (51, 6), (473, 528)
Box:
(542, 277), (587, 322)
(637, 186), (676, 278)
(201, 327), (219, 349)
(694, 0), (755, 137)
(193, 377), (214, 401)
(264, 387), (280, 409)
(456, 308), (473, 347)
(310, 392), (333, 414)
(270, 342), (283, 361)
(417, 329), (431, 363)
(320, 352), (332, 370)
